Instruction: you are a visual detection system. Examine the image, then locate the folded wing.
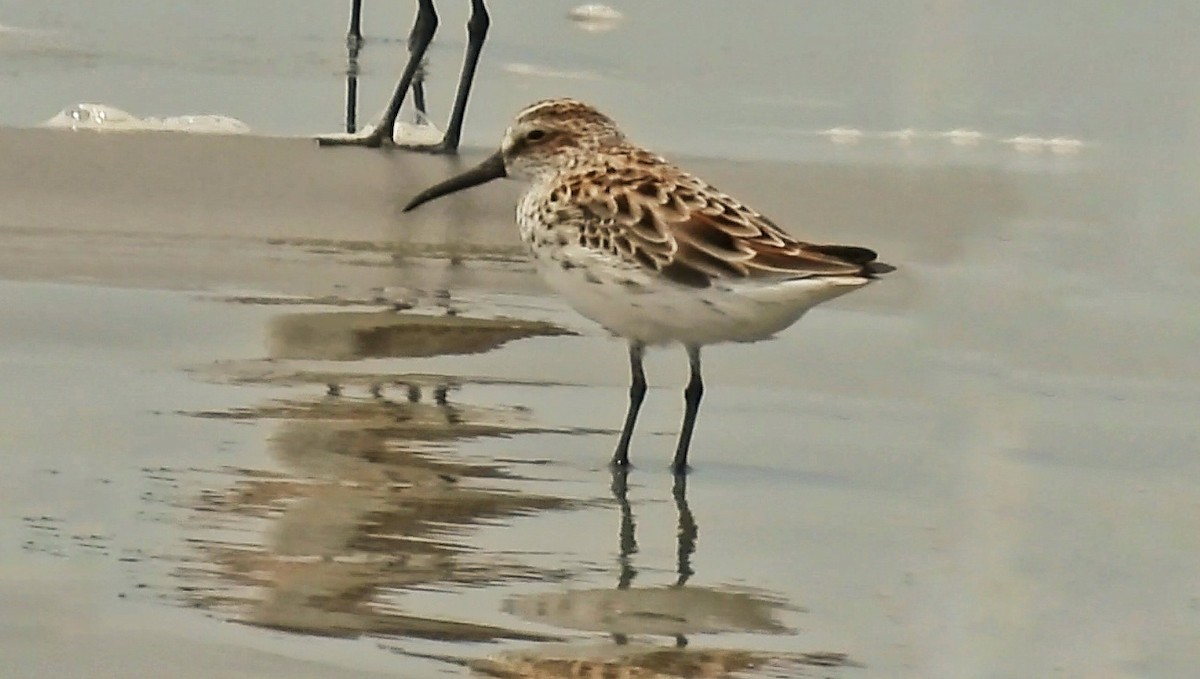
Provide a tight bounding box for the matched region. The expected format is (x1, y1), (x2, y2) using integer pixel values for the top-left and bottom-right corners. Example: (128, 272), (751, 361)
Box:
(574, 165), (889, 289)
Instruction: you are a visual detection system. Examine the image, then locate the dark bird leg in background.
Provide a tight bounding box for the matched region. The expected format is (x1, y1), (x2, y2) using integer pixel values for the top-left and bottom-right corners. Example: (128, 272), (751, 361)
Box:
(435, 0), (489, 152)
(320, 0), (489, 153)
(346, 0), (364, 50)
(320, 0), (439, 148)
(342, 0), (364, 133)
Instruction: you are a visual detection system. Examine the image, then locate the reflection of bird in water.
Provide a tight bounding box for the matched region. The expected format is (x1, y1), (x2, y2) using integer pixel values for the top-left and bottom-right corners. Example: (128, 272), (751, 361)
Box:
(319, 0), (490, 151)
(269, 307), (569, 362)
(442, 471), (857, 677)
(198, 410), (568, 641)
(503, 470), (794, 647)
(324, 378), (465, 428)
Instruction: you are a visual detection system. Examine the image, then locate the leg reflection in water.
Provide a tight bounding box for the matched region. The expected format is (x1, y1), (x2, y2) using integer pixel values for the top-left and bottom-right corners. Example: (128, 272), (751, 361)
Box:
(610, 467), (698, 647)
(492, 470), (849, 674)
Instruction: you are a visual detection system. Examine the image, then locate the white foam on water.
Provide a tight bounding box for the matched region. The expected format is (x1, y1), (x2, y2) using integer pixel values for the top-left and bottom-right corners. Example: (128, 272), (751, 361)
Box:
(1002, 135), (1049, 153)
(42, 103), (250, 135)
(568, 4), (625, 32)
(821, 126), (865, 144)
(941, 128), (987, 147)
(315, 119), (445, 146)
(391, 120), (444, 146)
(503, 62), (601, 81)
(0, 22), (59, 40)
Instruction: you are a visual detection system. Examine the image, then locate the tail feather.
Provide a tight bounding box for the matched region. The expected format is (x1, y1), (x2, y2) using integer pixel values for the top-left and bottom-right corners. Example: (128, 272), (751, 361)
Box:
(807, 244), (895, 277)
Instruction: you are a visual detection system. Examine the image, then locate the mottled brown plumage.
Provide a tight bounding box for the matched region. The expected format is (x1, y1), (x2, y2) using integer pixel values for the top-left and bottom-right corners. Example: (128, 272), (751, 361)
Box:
(540, 144), (884, 288)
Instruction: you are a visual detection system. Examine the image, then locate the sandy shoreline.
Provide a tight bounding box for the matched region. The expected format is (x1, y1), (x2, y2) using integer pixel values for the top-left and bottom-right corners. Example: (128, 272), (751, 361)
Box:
(3, 125), (945, 305)
(0, 127), (527, 296)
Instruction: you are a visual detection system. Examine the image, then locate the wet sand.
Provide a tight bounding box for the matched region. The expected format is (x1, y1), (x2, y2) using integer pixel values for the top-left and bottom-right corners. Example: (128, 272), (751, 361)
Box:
(2, 115), (1199, 679)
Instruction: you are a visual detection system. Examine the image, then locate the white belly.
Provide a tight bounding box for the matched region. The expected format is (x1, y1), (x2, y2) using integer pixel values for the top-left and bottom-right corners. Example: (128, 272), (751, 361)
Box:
(531, 244), (869, 346)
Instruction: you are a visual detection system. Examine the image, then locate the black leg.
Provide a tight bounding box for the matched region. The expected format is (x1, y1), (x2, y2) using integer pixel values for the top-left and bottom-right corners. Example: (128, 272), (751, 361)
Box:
(377, 0), (439, 140)
(319, 0), (438, 148)
(344, 61), (360, 133)
(343, 2), (363, 134)
(399, 0), (489, 152)
(671, 345), (703, 473)
(407, 0), (431, 125)
(611, 342), (647, 469)
(346, 0), (364, 50)
(438, 0), (490, 151)
(411, 68), (429, 125)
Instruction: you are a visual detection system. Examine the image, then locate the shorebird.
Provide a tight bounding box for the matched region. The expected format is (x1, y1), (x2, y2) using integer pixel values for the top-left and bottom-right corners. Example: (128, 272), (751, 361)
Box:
(319, 0), (489, 151)
(403, 99), (892, 472)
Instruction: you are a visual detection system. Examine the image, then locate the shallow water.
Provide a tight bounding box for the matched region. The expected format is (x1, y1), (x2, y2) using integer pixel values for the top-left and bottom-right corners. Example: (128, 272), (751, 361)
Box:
(2, 2), (1199, 678)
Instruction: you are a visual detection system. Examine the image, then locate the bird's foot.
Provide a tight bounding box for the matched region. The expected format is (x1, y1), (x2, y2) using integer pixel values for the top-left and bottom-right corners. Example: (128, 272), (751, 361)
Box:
(317, 123), (459, 154)
(315, 124), (389, 149)
(396, 140), (460, 155)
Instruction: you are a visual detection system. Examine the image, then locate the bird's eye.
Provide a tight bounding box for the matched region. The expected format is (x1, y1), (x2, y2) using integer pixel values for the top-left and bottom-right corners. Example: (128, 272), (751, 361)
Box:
(525, 129), (547, 142)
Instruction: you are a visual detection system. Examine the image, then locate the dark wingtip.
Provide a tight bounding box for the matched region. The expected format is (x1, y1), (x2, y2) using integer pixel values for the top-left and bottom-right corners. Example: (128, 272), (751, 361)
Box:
(808, 244), (878, 265)
(864, 260), (896, 277)
(806, 244), (894, 277)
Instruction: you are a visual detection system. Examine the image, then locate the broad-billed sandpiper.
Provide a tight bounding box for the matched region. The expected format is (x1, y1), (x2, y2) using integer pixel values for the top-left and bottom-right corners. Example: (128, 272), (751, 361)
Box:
(319, 0), (489, 151)
(404, 99), (892, 472)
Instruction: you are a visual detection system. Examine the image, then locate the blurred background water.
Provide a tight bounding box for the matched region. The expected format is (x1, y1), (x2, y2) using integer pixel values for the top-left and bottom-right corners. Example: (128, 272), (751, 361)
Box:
(2, 0), (1198, 162)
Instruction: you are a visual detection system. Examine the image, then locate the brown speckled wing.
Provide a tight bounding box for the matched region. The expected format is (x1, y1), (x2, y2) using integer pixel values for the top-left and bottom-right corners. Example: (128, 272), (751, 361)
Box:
(570, 160), (881, 288)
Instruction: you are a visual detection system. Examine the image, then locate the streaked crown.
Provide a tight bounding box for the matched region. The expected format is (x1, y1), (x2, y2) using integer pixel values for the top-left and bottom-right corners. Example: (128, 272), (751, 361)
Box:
(499, 98), (627, 180)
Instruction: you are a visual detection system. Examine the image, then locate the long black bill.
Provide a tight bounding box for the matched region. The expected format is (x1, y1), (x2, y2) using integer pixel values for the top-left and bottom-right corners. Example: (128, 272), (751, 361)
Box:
(402, 150), (507, 212)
